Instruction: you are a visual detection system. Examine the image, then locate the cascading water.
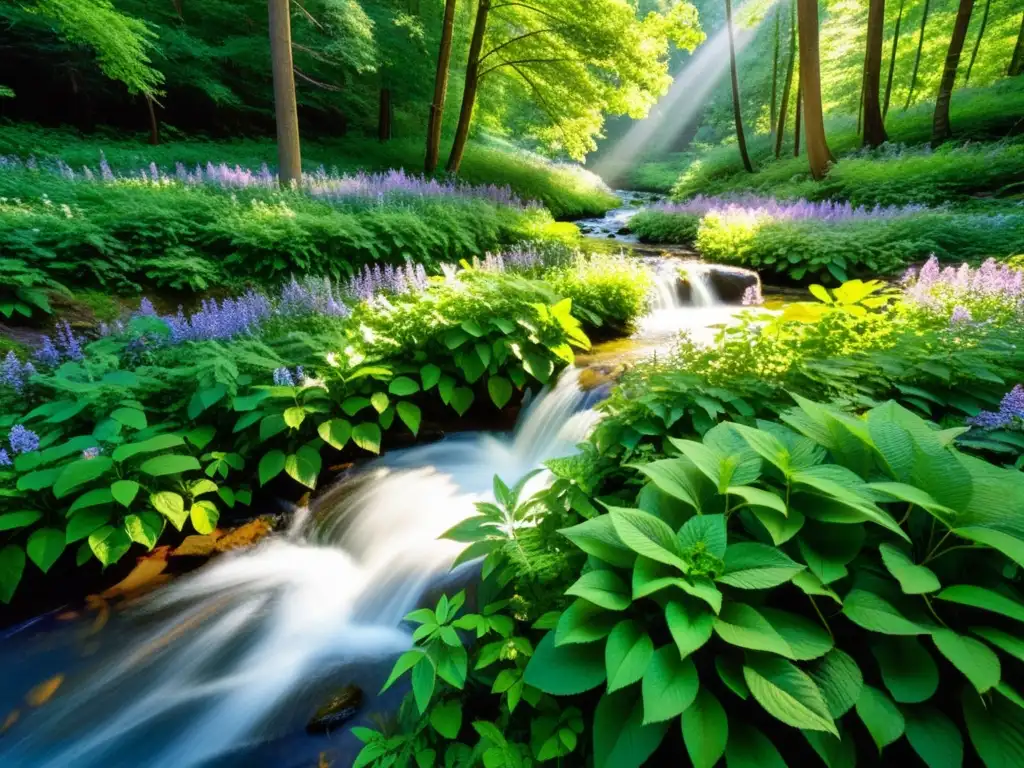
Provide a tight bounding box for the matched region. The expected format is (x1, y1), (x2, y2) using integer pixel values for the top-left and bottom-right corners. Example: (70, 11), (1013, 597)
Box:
(636, 258), (741, 342)
(0, 370), (596, 768)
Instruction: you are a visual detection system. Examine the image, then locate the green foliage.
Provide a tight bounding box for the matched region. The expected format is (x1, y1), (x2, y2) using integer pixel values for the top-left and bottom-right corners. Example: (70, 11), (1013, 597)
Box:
(0, 258), (65, 320)
(629, 210), (701, 245)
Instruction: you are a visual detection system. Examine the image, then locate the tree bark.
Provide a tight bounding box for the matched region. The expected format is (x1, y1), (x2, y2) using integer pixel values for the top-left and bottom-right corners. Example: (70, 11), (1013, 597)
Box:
(775, 0), (797, 158)
(725, 0), (753, 172)
(770, 8), (780, 135)
(794, 78), (802, 156)
(378, 87), (392, 141)
(425, 0), (458, 174)
(905, 0), (930, 109)
(964, 0), (989, 86)
(796, 0), (831, 178)
(932, 0), (974, 146)
(856, 64), (865, 134)
(1010, 14), (1024, 75)
(883, 0), (904, 118)
(145, 95), (160, 145)
(268, 0), (302, 186)
(446, 0), (490, 174)
(863, 0), (888, 147)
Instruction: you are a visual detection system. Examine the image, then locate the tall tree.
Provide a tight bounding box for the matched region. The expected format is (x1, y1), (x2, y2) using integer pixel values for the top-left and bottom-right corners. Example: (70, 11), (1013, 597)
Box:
(775, 0), (797, 158)
(963, 0), (990, 86)
(268, 0), (302, 185)
(862, 0), (888, 147)
(425, 0), (458, 174)
(883, 0), (904, 117)
(905, 0), (931, 108)
(446, 0), (489, 173)
(770, 7), (780, 135)
(793, 78), (802, 156)
(1012, 14), (1024, 76)
(932, 0), (974, 145)
(796, 0), (831, 178)
(725, 0), (753, 172)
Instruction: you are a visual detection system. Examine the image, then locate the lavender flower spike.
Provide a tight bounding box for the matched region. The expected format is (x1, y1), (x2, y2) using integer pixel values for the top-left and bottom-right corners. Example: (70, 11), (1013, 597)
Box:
(0, 449), (11, 467)
(8, 425), (40, 455)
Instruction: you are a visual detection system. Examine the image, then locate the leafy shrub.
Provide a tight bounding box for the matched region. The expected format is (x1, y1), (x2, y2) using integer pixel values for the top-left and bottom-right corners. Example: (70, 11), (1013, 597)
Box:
(0, 258), (66, 320)
(629, 209), (701, 245)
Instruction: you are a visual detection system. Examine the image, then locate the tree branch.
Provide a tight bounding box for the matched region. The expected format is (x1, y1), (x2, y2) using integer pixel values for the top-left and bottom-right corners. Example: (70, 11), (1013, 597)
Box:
(490, 2), (570, 24)
(292, 0), (324, 31)
(479, 28), (557, 64)
(507, 63), (571, 147)
(479, 57), (578, 79)
(293, 66), (342, 91)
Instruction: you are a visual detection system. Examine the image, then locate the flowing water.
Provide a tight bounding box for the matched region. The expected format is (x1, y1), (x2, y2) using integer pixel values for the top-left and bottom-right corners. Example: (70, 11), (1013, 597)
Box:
(0, 220), (752, 767)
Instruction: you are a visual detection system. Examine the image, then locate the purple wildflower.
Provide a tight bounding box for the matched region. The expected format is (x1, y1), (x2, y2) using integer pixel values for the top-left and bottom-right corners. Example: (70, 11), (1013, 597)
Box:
(742, 284), (764, 306)
(56, 321), (84, 361)
(82, 446), (101, 460)
(1000, 385), (1024, 419)
(655, 195), (928, 223)
(137, 298), (157, 317)
(34, 337), (61, 367)
(273, 367), (295, 387)
(279, 276), (350, 318)
(8, 425), (40, 454)
(967, 384), (1024, 430)
(0, 449), (10, 467)
(949, 306), (973, 325)
(967, 410), (1012, 429)
(165, 292), (271, 342)
(1, 351), (36, 394)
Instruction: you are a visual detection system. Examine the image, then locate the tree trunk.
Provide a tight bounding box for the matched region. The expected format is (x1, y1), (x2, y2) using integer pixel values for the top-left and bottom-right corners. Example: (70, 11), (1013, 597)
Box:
(378, 87), (392, 141)
(268, 0), (302, 186)
(145, 95), (160, 145)
(775, 0), (797, 158)
(863, 0), (888, 147)
(905, 0), (931, 109)
(856, 64), (865, 134)
(796, 0), (831, 178)
(425, 0), (458, 174)
(964, 0), (989, 86)
(794, 79), (802, 156)
(725, 0), (753, 172)
(932, 0), (974, 146)
(1010, 14), (1024, 75)
(446, 0), (490, 174)
(883, 0), (904, 117)
(770, 8), (780, 135)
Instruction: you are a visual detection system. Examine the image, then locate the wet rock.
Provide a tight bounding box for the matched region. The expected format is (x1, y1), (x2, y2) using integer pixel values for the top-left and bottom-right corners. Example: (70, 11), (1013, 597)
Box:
(307, 685), (363, 734)
(706, 265), (760, 303)
(616, 226), (632, 236)
(578, 364), (625, 391)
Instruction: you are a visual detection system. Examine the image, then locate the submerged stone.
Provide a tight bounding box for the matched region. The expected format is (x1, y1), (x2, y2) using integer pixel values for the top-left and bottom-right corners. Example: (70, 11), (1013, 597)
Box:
(306, 684), (363, 733)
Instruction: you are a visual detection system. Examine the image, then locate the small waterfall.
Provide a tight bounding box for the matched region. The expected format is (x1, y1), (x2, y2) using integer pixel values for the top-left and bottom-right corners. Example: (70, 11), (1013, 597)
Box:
(0, 370), (595, 768)
(683, 263), (719, 308)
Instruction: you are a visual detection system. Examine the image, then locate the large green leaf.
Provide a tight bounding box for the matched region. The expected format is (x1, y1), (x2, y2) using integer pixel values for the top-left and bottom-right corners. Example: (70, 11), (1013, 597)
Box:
(641, 645), (698, 724)
(420, 364), (441, 390)
(634, 458), (703, 510)
(879, 543), (940, 594)
(566, 570), (631, 611)
(388, 376), (420, 396)
(150, 491), (188, 530)
(872, 637), (940, 703)
(559, 515), (635, 568)
(27, 527), (65, 573)
(743, 654), (838, 735)
(317, 419), (352, 450)
(0, 510), (42, 532)
(963, 688), (1024, 768)
(450, 387), (475, 416)
(88, 525), (132, 567)
(665, 599), (714, 659)
(524, 631), (606, 695)
(396, 402), (421, 436)
(856, 685), (905, 753)
(797, 521), (864, 584)
(677, 514), (727, 559)
(259, 450), (286, 486)
(727, 423), (792, 476)
(842, 589), (931, 635)
(140, 454), (201, 477)
(555, 599), (617, 645)
(68, 488), (114, 515)
(110, 480), (140, 508)
(718, 543), (803, 589)
(124, 512), (163, 549)
(972, 627), (1024, 664)
(487, 376), (514, 409)
(932, 629), (1000, 693)
(65, 508), (111, 543)
(610, 507), (689, 572)
(728, 485), (787, 516)
(714, 602), (833, 660)
(792, 465), (909, 540)
(190, 500), (220, 535)
(904, 705), (963, 768)
(809, 649), (863, 718)
(936, 585), (1024, 624)
(681, 688), (728, 768)
(593, 689), (670, 768)
(285, 446), (321, 489)
(53, 457), (114, 499)
(352, 422), (382, 454)
(0, 545), (26, 603)
(802, 726), (856, 768)
(605, 620), (654, 693)
(726, 723), (788, 768)
(112, 434), (184, 462)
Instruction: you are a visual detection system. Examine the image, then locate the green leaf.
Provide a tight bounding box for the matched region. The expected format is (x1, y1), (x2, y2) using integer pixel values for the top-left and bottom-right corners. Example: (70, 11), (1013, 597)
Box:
(352, 422), (382, 454)
(151, 491), (188, 530)
(791, 570), (841, 604)
(937, 585), (1024, 624)
(487, 376), (514, 409)
(682, 688), (728, 768)
(88, 525), (132, 567)
(714, 603), (833, 660)
(972, 627), (1024, 664)
(450, 387), (474, 416)
(65, 507), (111, 543)
(27, 528), (65, 573)
(728, 485), (787, 516)
(666, 599), (715, 659)
(259, 450), (286, 486)
(932, 629), (1000, 693)
(411, 655), (435, 714)
(68, 488), (114, 515)
(879, 543), (940, 594)
(0, 510), (42, 532)
(190, 500), (219, 535)
(285, 446), (321, 489)
(809, 649), (862, 718)
(635, 458), (703, 509)
(559, 515), (635, 568)
(524, 631), (606, 695)
(642, 645), (699, 723)
(0, 545), (26, 603)
(396, 402), (421, 436)
(53, 457), (114, 499)
(341, 397), (371, 417)
(593, 689), (669, 768)
(904, 705), (963, 768)
(110, 480), (140, 507)
(843, 589), (931, 635)
(140, 455), (201, 477)
(872, 637), (940, 703)
(566, 570), (631, 611)
(716, 655), (750, 700)
(113, 434), (186, 463)
(421, 364), (441, 390)
(430, 700), (462, 739)
(743, 654), (838, 735)
(725, 723), (788, 768)
(370, 392), (390, 414)
(124, 512), (163, 549)
(802, 727), (856, 768)
(389, 376), (420, 396)
(111, 407), (147, 430)
(856, 685), (905, 753)
(963, 687), (1024, 768)
(318, 419), (352, 450)
(555, 599), (617, 645)
(610, 507), (689, 572)
(718, 543), (803, 589)
(283, 406), (306, 429)
(605, 620), (654, 693)
(677, 514), (727, 559)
